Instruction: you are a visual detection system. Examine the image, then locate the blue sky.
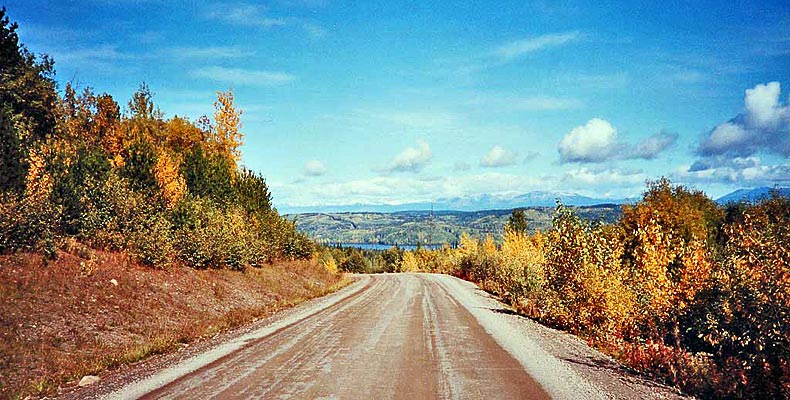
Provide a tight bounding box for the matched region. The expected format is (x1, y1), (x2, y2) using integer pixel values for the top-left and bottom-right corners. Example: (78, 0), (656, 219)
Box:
(7, 0), (790, 208)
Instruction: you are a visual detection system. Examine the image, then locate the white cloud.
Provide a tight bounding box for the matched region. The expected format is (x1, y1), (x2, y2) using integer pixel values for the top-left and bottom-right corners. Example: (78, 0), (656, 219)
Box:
(384, 140), (432, 173)
(700, 122), (750, 154)
(190, 66), (295, 86)
(676, 157), (790, 185)
(55, 45), (130, 63)
(465, 94), (583, 111)
(745, 81), (787, 128)
(206, 3), (325, 38)
(167, 46), (252, 59)
(562, 167), (645, 186)
(304, 160), (327, 176)
(698, 81), (790, 157)
(207, 4), (286, 28)
(558, 118), (621, 163)
(493, 31), (579, 60)
(558, 119), (678, 163)
(480, 145), (519, 168)
(354, 109), (460, 129)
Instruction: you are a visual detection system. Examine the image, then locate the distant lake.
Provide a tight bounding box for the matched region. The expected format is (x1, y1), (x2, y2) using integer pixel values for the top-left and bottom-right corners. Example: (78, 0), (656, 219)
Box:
(336, 243), (446, 251)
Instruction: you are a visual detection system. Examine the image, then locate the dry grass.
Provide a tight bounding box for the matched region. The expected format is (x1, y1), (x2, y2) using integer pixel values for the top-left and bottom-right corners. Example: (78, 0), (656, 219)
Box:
(0, 249), (345, 399)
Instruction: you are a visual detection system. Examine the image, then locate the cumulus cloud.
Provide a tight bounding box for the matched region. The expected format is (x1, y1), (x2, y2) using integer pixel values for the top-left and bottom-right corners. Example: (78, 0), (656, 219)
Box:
(384, 140), (432, 173)
(676, 157), (790, 185)
(480, 145), (519, 167)
(303, 160), (327, 176)
(558, 118), (621, 163)
(698, 82), (790, 157)
(559, 119), (677, 163)
(523, 151), (540, 163)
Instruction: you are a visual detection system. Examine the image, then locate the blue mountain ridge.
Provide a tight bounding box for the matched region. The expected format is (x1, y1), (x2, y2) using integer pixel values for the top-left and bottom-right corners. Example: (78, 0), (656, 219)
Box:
(280, 187), (790, 214)
(716, 187), (790, 204)
(280, 191), (635, 214)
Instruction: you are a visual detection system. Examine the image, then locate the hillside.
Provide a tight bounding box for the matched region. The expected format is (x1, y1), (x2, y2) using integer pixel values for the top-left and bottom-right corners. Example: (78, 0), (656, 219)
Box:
(280, 191), (634, 214)
(289, 205), (622, 245)
(717, 186), (790, 204)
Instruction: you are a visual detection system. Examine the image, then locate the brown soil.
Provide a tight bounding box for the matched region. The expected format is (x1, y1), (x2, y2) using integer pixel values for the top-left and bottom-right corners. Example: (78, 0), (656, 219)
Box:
(0, 248), (344, 399)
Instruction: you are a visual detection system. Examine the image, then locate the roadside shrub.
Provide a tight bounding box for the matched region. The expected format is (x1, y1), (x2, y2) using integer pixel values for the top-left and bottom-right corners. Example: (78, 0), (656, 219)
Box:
(50, 146), (112, 236)
(128, 211), (174, 268)
(0, 150), (60, 256)
(497, 229), (545, 304)
(182, 146), (234, 204)
(686, 194), (790, 398)
(339, 249), (368, 273)
(543, 205), (634, 337)
(381, 246), (403, 272)
(0, 192), (59, 255)
(316, 249), (339, 274)
(172, 198), (269, 270)
(620, 178), (720, 343)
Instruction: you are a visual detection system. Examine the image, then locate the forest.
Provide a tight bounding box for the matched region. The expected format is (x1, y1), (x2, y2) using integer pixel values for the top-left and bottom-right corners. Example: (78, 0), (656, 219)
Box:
(0, 8), (312, 268)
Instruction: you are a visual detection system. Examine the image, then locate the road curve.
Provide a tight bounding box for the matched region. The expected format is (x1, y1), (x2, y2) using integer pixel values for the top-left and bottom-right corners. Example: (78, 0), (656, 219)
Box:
(98, 274), (686, 400)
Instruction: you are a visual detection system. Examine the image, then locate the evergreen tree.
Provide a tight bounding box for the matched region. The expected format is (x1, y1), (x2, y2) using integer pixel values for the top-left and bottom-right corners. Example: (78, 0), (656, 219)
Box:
(506, 208), (529, 234)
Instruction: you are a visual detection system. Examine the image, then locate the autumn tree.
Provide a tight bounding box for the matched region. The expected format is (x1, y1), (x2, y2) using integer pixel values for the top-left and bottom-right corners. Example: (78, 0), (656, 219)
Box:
(544, 204), (634, 337)
(126, 83), (166, 146)
(153, 151), (186, 208)
(0, 7), (58, 193)
(165, 116), (206, 154)
(620, 178), (722, 344)
(212, 89), (243, 164)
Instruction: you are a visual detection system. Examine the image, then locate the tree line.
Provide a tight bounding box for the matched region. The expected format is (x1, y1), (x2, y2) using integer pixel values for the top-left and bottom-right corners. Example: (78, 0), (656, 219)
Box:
(0, 8), (312, 268)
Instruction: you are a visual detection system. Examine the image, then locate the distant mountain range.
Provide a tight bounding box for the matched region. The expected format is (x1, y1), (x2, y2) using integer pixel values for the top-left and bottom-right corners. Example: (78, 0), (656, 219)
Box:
(280, 187), (790, 215)
(716, 186), (790, 204)
(280, 191), (635, 214)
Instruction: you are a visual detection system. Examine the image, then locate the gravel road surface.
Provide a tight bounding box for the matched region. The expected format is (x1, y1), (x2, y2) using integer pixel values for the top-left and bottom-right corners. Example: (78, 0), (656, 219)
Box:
(70, 274), (687, 399)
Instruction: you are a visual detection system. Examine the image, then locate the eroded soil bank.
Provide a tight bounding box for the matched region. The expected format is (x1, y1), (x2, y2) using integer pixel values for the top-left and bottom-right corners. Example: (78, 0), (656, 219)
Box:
(0, 250), (344, 399)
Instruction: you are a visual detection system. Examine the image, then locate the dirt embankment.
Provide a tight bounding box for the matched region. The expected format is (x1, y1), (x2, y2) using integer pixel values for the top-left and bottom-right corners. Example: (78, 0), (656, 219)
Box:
(0, 248), (344, 399)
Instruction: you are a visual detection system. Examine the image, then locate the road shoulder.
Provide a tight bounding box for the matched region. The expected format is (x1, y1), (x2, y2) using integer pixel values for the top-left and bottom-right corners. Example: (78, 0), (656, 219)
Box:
(427, 273), (689, 400)
(60, 276), (369, 400)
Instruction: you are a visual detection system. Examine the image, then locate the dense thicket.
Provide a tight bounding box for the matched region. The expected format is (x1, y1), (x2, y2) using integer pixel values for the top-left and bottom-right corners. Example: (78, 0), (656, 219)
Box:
(0, 8), (312, 267)
(404, 179), (790, 399)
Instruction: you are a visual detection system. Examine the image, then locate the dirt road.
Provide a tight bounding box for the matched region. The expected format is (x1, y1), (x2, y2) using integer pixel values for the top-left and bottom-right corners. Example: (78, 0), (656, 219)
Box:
(82, 274), (685, 399)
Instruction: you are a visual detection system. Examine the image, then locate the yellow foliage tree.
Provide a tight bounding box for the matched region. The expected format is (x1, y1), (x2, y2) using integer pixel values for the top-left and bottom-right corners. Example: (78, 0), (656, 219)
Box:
(400, 250), (420, 272)
(213, 89), (243, 163)
(621, 178), (719, 343)
(153, 152), (186, 208)
(545, 207), (635, 337)
(24, 147), (52, 199)
(165, 116), (206, 154)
